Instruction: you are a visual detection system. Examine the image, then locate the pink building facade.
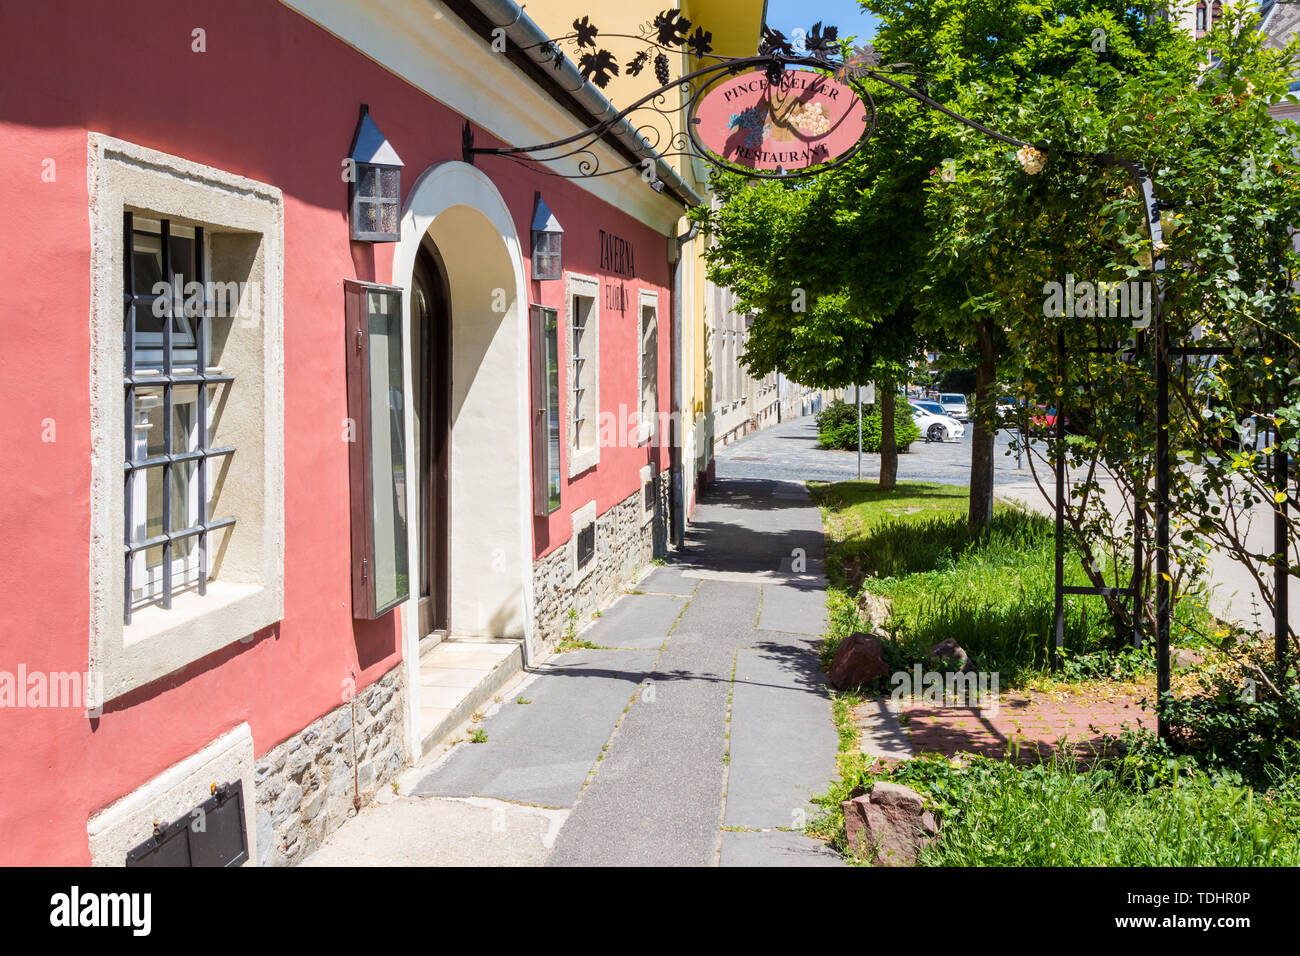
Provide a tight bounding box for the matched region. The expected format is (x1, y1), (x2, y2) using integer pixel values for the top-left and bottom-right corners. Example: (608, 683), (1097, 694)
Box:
(0, 0), (692, 865)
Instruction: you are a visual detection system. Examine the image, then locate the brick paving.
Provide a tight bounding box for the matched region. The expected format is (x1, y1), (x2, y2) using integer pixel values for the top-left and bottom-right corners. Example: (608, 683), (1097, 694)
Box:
(893, 685), (1153, 760)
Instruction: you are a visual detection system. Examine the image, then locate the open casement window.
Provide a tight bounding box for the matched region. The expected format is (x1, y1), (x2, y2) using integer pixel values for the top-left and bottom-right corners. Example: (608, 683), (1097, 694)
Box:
(638, 291), (658, 443)
(345, 281), (410, 619)
(123, 214), (235, 621)
(531, 305), (562, 515)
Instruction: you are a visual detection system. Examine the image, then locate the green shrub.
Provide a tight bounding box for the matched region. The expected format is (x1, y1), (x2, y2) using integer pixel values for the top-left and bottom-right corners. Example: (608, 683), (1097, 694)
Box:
(815, 399), (919, 453)
(1160, 648), (1300, 787)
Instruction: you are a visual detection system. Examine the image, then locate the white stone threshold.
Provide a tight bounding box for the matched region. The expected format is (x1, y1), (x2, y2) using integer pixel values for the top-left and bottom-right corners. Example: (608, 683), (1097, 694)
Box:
(417, 638), (525, 757)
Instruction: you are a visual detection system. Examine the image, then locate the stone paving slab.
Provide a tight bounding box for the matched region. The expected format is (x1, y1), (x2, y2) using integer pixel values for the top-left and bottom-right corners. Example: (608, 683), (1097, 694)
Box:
(410, 648), (656, 808)
(757, 583), (828, 635)
(547, 581), (761, 866)
(638, 566), (699, 596)
(304, 795), (565, 867)
(725, 642), (837, 831)
(857, 696), (914, 761)
(585, 592), (686, 649)
(719, 829), (845, 867)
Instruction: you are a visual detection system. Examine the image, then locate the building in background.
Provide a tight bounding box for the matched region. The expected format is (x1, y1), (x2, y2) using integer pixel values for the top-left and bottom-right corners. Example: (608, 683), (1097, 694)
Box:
(530, 0), (770, 527)
(710, 279), (834, 445)
(1261, 0), (1300, 122)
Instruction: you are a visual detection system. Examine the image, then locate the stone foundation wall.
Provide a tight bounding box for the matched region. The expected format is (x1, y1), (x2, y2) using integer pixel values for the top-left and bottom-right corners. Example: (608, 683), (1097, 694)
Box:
(254, 664), (406, 866)
(533, 472), (671, 651)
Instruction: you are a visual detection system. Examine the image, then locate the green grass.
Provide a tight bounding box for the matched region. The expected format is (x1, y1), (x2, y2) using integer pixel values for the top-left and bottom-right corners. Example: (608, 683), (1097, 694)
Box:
(813, 752), (1300, 866)
(809, 481), (1208, 684)
(806, 480), (1295, 866)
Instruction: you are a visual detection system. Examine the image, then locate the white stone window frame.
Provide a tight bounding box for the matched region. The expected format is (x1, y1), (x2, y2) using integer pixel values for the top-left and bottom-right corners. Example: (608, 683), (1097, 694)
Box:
(636, 289), (659, 445)
(565, 272), (600, 477)
(88, 134), (285, 708)
(570, 499), (598, 583)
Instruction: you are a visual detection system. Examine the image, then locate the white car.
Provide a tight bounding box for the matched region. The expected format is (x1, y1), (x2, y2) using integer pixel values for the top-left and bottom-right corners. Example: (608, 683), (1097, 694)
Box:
(938, 392), (970, 422)
(910, 403), (965, 443)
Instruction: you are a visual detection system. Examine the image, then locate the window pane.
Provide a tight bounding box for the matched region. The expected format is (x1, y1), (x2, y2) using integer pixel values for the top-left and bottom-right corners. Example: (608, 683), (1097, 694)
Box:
(531, 306), (562, 515)
(169, 233), (195, 287)
(144, 463), (164, 569)
(378, 201), (399, 236)
(544, 311), (561, 510)
(358, 166), (378, 198)
(132, 231), (165, 297)
(171, 460), (196, 539)
(132, 388), (163, 459)
(172, 387), (198, 452)
(358, 200), (379, 234)
(366, 290), (409, 613)
(379, 167), (399, 200)
(642, 304), (657, 425)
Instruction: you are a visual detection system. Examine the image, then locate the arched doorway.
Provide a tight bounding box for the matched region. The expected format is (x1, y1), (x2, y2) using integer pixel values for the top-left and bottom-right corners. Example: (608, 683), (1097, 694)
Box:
(392, 162), (534, 758)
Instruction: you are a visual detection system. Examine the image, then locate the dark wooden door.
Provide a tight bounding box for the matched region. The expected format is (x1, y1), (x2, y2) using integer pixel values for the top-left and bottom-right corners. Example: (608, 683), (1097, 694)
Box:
(413, 247), (450, 636)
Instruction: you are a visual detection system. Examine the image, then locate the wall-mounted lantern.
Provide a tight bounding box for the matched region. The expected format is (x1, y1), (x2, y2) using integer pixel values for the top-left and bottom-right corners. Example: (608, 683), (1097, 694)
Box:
(349, 104), (404, 242)
(531, 192), (563, 280)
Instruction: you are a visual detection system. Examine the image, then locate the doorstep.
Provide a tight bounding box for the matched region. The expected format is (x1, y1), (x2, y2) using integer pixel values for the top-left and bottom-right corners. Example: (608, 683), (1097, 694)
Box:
(417, 637), (524, 757)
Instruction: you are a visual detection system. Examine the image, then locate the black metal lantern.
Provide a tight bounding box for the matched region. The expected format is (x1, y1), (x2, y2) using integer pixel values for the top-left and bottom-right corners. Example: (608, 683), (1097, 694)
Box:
(349, 104), (404, 242)
(531, 192), (563, 280)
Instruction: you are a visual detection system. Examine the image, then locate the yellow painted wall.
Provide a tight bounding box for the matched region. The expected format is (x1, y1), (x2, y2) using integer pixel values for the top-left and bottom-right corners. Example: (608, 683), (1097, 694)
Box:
(528, 1), (764, 502)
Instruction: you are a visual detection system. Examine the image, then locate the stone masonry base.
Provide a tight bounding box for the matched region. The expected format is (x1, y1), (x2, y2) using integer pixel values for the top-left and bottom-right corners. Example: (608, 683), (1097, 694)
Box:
(254, 664), (406, 866)
(532, 471), (671, 651)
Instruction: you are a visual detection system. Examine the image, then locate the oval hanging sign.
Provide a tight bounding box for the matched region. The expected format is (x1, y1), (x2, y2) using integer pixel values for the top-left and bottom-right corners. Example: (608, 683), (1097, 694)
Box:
(690, 68), (871, 176)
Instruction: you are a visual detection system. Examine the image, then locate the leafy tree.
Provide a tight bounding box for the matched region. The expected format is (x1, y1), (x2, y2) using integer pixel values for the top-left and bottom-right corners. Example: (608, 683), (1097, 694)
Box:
(698, 1), (1300, 680)
(902, 1), (1300, 665)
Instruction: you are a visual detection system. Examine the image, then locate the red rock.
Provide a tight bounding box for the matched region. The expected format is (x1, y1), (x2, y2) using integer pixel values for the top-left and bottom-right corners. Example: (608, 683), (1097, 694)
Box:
(842, 782), (939, 866)
(827, 631), (890, 691)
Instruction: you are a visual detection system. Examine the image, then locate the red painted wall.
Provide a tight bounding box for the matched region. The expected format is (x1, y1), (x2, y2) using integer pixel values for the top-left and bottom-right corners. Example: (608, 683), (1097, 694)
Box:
(0, 0), (671, 864)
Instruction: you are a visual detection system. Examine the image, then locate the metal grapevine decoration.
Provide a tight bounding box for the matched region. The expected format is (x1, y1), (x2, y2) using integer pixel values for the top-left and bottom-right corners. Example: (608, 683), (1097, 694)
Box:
(461, 14), (936, 184)
(462, 13), (1038, 185)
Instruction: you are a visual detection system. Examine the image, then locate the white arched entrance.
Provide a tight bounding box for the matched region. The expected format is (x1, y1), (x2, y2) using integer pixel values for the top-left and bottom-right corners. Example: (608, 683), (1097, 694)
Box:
(392, 161), (534, 758)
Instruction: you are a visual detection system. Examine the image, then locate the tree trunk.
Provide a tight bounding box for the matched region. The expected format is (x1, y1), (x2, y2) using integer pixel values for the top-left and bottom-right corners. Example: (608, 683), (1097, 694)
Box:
(968, 318), (996, 531)
(879, 387), (898, 490)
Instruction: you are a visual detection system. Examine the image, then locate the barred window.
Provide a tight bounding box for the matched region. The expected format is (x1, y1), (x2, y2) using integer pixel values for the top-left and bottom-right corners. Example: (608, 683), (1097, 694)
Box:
(572, 293), (588, 446)
(122, 213), (234, 622)
(565, 274), (600, 476)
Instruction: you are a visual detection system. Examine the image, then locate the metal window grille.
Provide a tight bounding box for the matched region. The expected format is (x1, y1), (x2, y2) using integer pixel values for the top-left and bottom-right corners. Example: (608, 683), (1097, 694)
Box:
(576, 522), (595, 569)
(123, 212), (235, 624)
(572, 296), (587, 445)
(641, 305), (656, 424)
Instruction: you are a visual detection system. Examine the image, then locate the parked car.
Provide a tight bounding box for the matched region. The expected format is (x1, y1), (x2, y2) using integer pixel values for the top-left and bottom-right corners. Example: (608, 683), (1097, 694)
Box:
(910, 403), (965, 443)
(995, 394), (1023, 415)
(911, 399), (948, 418)
(938, 392), (969, 422)
(1030, 405), (1071, 432)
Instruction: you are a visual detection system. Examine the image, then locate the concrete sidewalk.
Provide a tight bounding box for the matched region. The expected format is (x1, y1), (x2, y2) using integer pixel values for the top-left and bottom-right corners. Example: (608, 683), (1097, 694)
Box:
(304, 472), (844, 867)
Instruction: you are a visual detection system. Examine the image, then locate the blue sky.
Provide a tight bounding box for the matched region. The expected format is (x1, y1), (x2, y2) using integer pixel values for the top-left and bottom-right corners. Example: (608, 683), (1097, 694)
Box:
(764, 0), (880, 45)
